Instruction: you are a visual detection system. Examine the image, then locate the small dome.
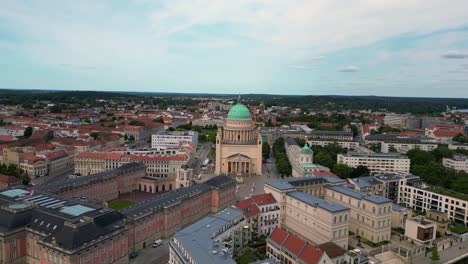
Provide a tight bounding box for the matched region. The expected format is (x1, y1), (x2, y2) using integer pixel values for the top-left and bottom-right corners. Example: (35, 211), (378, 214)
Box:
(227, 103), (252, 120)
(300, 143), (313, 154)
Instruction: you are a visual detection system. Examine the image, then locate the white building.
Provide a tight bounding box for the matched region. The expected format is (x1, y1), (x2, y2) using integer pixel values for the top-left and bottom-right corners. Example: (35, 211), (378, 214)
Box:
(404, 216), (437, 244)
(337, 153), (410, 174)
(443, 155), (468, 172)
(169, 207), (247, 264)
(235, 193), (280, 237)
(308, 139), (359, 150)
(398, 180), (468, 225)
(152, 131), (198, 149)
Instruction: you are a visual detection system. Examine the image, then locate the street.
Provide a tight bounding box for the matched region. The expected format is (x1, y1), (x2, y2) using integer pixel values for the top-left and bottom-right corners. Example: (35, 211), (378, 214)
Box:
(129, 239), (169, 264)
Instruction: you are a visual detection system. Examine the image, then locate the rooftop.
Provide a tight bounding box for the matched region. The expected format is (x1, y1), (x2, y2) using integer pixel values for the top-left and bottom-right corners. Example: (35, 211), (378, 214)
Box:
(287, 191), (349, 213)
(172, 207), (243, 264)
(326, 185), (392, 204)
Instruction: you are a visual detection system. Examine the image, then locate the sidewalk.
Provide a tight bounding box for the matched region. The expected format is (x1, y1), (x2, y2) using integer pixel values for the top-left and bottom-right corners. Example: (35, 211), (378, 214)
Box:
(412, 240), (468, 264)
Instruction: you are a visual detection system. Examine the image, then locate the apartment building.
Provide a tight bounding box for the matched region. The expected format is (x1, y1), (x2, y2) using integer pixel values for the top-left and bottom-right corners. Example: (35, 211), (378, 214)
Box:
(405, 216), (437, 244)
(449, 143), (468, 151)
(285, 191), (350, 248)
(266, 227), (334, 264)
(152, 130), (198, 149)
(307, 139), (359, 150)
(307, 131), (353, 141)
(74, 152), (122, 175)
(235, 193), (280, 237)
(398, 183), (468, 225)
(337, 153), (410, 174)
(169, 207), (247, 264)
(325, 186), (392, 243)
(443, 155), (468, 172)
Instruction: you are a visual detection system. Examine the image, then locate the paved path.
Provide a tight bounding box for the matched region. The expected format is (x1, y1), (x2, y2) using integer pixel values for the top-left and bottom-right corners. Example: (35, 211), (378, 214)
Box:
(410, 240), (468, 264)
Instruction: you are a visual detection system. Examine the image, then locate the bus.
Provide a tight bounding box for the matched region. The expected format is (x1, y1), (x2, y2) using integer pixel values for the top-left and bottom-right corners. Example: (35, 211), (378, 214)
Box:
(201, 158), (209, 170)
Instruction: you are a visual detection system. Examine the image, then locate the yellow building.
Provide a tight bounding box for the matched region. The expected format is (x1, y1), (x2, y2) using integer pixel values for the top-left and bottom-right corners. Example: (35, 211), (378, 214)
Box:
(215, 97), (262, 178)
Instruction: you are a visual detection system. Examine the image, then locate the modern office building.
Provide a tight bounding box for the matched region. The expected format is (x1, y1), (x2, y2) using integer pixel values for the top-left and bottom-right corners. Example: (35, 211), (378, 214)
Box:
(325, 186), (392, 243)
(307, 139), (359, 150)
(337, 153), (410, 174)
(307, 131), (353, 141)
(404, 216), (437, 244)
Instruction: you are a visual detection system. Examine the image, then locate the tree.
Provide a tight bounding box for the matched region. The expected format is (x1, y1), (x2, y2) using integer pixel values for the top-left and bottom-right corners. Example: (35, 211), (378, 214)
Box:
(50, 104), (62, 113)
(453, 133), (468, 143)
(128, 120), (145, 126)
(23, 127), (33, 138)
(129, 135), (135, 142)
(332, 164), (353, 179)
(153, 117), (164, 123)
(431, 247), (440, 261)
(262, 142), (271, 160)
(388, 146), (398, 152)
(90, 132), (100, 140)
(314, 151), (334, 169)
(350, 165), (370, 178)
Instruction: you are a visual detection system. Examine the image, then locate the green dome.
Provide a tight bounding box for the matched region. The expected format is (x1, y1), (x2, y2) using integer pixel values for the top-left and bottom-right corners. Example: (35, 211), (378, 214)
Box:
(300, 143), (313, 154)
(227, 103), (252, 120)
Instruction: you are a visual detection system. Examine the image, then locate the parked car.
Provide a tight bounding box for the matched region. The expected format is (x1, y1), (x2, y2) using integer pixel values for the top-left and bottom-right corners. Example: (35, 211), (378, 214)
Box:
(152, 239), (163, 248)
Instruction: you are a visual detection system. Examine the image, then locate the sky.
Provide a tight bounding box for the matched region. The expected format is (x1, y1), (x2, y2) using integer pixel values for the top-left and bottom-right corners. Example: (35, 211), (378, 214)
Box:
(1, 1), (468, 97)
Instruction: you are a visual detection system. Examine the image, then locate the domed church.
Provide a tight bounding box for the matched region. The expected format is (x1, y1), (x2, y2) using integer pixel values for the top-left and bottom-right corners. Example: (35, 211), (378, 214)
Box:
(215, 96), (262, 178)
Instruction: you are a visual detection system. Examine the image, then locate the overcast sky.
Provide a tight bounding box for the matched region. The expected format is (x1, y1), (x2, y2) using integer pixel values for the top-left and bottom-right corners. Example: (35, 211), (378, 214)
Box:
(1, 0), (468, 97)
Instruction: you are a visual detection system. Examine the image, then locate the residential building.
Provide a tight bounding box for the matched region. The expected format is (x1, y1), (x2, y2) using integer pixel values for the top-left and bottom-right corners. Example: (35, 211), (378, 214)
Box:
(235, 193), (280, 237)
(215, 97), (262, 178)
(307, 139), (359, 150)
(398, 181), (468, 225)
(151, 130), (198, 149)
(0, 174), (20, 190)
(383, 113), (412, 128)
(337, 153), (410, 174)
(285, 191), (350, 248)
(443, 155), (468, 172)
(448, 143), (468, 151)
(426, 210), (449, 236)
(307, 131), (353, 141)
(325, 186), (392, 243)
(404, 216), (437, 244)
(168, 207), (247, 264)
(266, 227), (334, 264)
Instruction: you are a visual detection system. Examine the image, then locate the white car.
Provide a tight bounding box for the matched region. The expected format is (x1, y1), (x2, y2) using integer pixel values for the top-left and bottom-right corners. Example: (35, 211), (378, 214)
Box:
(152, 239), (163, 248)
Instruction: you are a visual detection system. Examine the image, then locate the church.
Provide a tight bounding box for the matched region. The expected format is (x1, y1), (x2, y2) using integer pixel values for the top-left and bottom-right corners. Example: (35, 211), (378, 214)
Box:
(215, 97), (262, 178)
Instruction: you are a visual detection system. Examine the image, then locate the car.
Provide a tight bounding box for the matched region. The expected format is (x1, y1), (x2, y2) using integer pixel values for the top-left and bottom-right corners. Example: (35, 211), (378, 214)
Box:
(152, 239), (163, 248)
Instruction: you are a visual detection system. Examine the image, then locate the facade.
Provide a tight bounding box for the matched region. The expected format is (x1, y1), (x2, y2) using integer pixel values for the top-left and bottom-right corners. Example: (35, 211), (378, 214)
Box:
(0, 174), (237, 264)
(215, 98), (262, 177)
(425, 210), (449, 236)
(266, 227), (334, 264)
(284, 191), (350, 249)
(404, 216), (437, 244)
(151, 131), (198, 149)
(325, 186), (392, 243)
(391, 204), (411, 229)
(381, 141), (437, 154)
(398, 182), (468, 225)
(235, 193), (280, 237)
(74, 152), (122, 175)
(442, 155), (468, 172)
(307, 139), (359, 150)
(337, 153), (410, 174)
(0, 174), (20, 190)
(307, 131), (353, 141)
(38, 162), (146, 202)
(168, 207), (247, 264)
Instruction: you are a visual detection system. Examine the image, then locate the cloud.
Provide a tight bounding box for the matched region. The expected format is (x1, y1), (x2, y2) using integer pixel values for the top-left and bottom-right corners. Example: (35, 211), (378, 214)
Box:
(441, 50), (468, 59)
(287, 65), (315, 70)
(338, 66), (359, 72)
(308, 56), (325, 62)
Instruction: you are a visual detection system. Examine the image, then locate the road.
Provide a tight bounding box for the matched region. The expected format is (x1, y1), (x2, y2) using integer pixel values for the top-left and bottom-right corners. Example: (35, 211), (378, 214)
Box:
(192, 142), (213, 176)
(129, 239), (169, 264)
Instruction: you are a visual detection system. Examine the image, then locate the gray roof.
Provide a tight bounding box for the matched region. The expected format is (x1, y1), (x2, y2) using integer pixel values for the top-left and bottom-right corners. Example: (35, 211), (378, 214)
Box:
(285, 138), (299, 146)
(326, 186), (391, 204)
(266, 176), (345, 191)
(172, 207), (242, 264)
(350, 177), (375, 189)
(287, 191), (349, 213)
(308, 131), (353, 136)
(340, 152), (408, 159)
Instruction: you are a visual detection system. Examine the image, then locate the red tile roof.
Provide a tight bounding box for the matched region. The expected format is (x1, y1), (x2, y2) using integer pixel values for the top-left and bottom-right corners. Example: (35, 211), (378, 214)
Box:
(44, 150), (67, 160)
(311, 171), (339, 178)
(283, 232), (306, 256)
(269, 227), (289, 246)
(0, 135), (16, 142)
(251, 193), (277, 206)
(299, 244), (323, 264)
(235, 198), (260, 218)
(0, 174), (20, 184)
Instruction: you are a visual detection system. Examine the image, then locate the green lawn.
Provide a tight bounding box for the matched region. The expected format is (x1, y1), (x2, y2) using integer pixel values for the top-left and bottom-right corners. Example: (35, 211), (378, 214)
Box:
(359, 237), (390, 248)
(450, 223), (468, 234)
(425, 186), (468, 201)
(109, 200), (136, 210)
(236, 249), (254, 264)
